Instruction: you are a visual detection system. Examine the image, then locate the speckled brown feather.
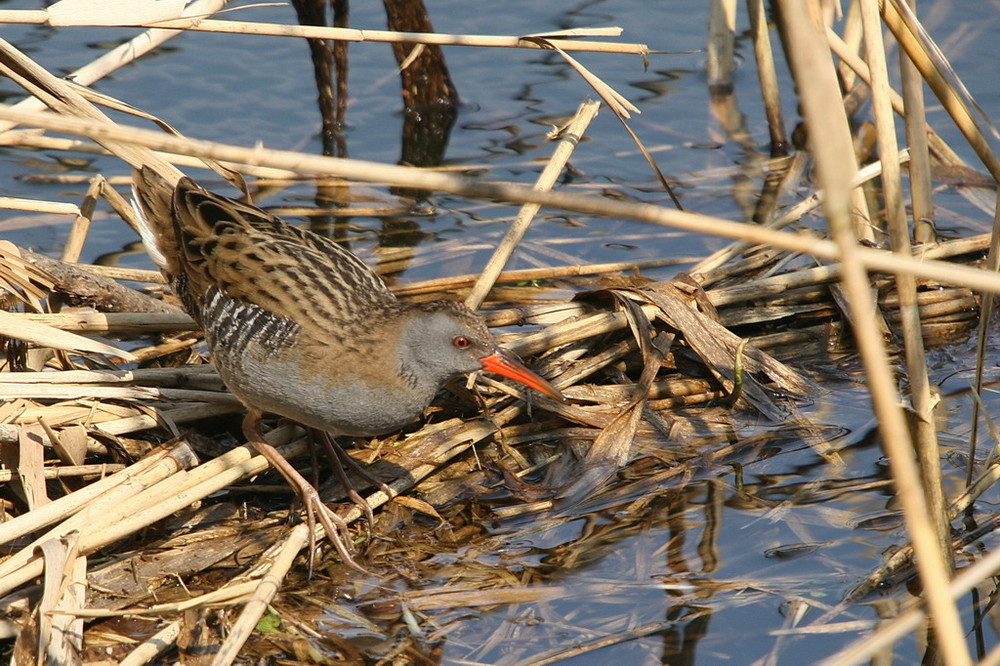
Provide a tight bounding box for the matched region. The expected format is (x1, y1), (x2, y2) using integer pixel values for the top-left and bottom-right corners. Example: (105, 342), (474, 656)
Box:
(133, 166), (398, 340)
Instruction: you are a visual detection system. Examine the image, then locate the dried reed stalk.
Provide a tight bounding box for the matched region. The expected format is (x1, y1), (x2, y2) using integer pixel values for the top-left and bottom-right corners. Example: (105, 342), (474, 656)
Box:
(897, 9), (935, 244)
(212, 524), (310, 665)
(4, 105), (997, 296)
(860, 0), (950, 570)
(881, 0), (1000, 181)
(466, 99), (600, 309)
(117, 621), (181, 666)
(780, 1), (967, 661)
(745, 0), (788, 155)
(0, 8), (649, 55)
(0, 309), (134, 360)
(0, 197), (79, 215)
(0, 427), (301, 599)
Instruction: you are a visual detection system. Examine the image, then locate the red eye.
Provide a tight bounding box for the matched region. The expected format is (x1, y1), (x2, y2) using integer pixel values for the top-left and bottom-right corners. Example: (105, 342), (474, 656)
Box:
(453, 336), (471, 349)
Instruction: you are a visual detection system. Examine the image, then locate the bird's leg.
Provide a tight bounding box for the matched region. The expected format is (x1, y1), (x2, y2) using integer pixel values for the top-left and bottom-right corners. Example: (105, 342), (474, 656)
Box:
(332, 439), (395, 500)
(307, 435), (322, 497)
(312, 430), (392, 531)
(242, 410), (364, 572)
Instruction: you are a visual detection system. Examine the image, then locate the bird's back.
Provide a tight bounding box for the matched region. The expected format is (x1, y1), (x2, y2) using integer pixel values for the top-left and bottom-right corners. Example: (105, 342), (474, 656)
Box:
(131, 166), (397, 335)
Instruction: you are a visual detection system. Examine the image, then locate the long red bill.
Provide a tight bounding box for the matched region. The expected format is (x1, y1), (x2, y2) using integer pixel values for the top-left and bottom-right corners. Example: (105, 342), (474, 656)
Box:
(480, 350), (564, 402)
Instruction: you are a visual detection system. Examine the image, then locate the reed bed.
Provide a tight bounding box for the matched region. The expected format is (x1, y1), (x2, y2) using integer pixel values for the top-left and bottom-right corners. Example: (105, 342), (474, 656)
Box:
(0, 0), (998, 663)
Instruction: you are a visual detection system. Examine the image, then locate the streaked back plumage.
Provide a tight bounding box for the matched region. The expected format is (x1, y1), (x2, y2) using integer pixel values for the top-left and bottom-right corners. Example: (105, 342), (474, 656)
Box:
(131, 167), (397, 337)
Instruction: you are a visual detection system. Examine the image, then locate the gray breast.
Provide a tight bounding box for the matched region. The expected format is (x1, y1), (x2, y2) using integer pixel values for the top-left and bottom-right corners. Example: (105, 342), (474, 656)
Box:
(201, 289), (435, 436)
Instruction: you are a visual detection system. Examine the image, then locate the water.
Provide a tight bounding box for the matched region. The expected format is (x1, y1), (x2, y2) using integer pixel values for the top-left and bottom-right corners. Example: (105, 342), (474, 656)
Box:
(1, 0), (999, 663)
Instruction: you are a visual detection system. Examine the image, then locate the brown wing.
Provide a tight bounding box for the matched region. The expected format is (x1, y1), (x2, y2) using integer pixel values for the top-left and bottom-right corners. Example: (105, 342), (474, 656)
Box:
(133, 166), (397, 335)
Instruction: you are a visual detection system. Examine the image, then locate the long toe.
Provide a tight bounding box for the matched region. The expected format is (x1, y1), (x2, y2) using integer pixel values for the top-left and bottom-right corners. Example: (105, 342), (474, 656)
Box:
(301, 486), (366, 573)
(246, 416), (365, 571)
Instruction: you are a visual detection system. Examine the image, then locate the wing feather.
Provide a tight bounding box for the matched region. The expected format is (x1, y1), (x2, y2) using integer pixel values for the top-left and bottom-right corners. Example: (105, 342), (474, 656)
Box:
(133, 167), (397, 337)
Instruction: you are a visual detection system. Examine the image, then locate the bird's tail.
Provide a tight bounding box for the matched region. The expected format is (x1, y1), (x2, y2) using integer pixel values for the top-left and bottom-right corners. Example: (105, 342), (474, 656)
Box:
(130, 167), (184, 277)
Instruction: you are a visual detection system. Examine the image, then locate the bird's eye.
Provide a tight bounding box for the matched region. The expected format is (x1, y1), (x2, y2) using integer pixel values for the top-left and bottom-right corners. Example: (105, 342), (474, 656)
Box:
(453, 335), (471, 349)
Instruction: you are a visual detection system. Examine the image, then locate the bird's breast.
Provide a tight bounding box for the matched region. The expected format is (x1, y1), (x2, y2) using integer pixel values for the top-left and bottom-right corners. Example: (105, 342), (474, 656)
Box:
(215, 341), (437, 437)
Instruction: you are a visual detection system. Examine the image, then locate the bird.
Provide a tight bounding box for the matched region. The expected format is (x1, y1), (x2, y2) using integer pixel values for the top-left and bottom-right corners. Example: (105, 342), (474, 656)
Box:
(130, 166), (563, 566)
(0, 35), (562, 564)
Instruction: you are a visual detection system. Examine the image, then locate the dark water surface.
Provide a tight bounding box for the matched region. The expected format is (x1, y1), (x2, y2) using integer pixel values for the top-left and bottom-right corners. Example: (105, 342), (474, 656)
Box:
(2, 0), (1000, 663)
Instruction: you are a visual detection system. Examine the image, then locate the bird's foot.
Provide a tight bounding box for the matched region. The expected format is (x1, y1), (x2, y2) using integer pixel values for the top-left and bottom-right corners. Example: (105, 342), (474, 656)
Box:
(293, 475), (365, 573)
(244, 412), (365, 572)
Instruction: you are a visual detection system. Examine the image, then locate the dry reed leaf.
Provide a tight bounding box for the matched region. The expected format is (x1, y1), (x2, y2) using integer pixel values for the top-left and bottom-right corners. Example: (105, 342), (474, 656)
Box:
(631, 283), (812, 416)
(35, 534), (84, 665)
(46, 0), (186, 26)
(12, 424), (49, 510)
(557, 400), (644, 504)
(524, 38), (638, 118)
(520, 34), (681, 211)
(48, 423), (87, 467)
(0, 240), (54, 311)
(556, 295), (671, 503)
(392, 495), (445, 522)
(0, 310), (136, 361)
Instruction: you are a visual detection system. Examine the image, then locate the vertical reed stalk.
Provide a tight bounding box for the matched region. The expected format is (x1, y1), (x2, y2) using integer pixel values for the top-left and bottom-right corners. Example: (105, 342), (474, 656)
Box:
(860, 0), (951, 572)
(779, 1), (969, 661)
(881, 0), (1000, 181)
(707, 0), (737, 94)
(897, 0), (935, 244)
(836, 1), (864, 90)
(745, 0), (788, 156)
(967, 194), (1000, 489)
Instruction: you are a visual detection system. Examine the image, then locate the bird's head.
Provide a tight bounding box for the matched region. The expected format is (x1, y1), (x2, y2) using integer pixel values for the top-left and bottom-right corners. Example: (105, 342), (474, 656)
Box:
(399, 300), (563, 401)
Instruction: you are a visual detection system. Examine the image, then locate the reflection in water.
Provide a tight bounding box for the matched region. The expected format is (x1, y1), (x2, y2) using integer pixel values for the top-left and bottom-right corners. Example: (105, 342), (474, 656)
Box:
(288, 0), (459, 281)
(321, 416), (894, 663)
